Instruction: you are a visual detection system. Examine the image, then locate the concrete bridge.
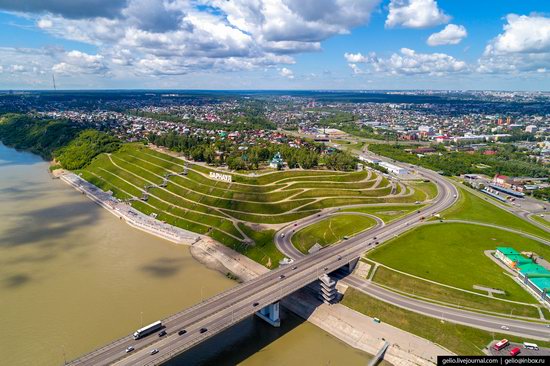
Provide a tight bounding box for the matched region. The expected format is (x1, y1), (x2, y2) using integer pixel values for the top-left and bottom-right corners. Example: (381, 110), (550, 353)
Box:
(67, 166), (458, 366)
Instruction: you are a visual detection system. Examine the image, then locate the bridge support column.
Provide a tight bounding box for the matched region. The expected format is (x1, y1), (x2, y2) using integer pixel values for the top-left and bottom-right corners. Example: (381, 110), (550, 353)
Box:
(319, 274), (337, 304)
(256, 302), (281, 327)
(347, 257), (360, 273)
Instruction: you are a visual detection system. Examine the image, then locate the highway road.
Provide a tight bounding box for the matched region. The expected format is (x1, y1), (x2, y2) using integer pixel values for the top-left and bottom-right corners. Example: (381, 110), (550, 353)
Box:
(275, 165), (550, 342)
(68, 160), (462, 366)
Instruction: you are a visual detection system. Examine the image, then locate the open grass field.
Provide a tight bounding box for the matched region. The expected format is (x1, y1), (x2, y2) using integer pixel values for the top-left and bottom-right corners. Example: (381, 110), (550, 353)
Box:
(368, 223), (550, 303)
(342, 204), (423, 223)
(341, 288), (550, 356)
(442, 184), (549, 239)
(372, 266), (542, 319)
(292, 214), (377, 254)
(531, 215), (550, 229)
(78, 144), (427, 266)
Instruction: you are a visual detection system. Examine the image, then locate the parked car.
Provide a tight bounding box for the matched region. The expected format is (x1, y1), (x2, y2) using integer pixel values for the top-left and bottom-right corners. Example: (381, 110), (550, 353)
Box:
(510, 347), (521, 356)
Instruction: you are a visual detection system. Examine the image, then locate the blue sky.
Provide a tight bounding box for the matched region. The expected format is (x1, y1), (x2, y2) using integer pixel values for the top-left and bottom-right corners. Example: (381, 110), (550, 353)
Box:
(0, 0), (549, 90)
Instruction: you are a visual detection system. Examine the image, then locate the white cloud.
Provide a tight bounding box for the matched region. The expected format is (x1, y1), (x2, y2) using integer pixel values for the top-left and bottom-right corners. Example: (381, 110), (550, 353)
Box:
(11, 64), (26, 72)
(346, 47), (467, 76)
(18, 0), (382, 78)
(490, 14), (550, 54)
(348, 63), (365, 74)
(478, 14), (550, 74)
(386, 0), (450, 29)
(52, 50), (107, 75)
(427, 24), (467, 46)
(279, 67), (294, 79)
(344, 52), (370, 63)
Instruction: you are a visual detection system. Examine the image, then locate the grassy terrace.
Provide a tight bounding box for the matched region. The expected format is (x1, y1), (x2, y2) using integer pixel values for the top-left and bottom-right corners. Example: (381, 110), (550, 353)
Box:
(342, 289), (550, 356)
(78, 144), (421, 267)
(292, 215), (377, 254)
(368, 223), (549, 303)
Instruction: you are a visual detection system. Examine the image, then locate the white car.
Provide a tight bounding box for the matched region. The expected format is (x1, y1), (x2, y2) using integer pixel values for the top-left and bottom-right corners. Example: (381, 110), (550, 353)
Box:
(500, 326), (510, 330)
(125, 346), (134, 353)
(150, 349), (159, 355)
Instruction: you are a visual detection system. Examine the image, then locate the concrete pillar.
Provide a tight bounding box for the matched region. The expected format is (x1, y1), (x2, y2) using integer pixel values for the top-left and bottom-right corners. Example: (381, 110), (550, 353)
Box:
(256, 302), (281, 327)
(319, 274), (337, 304)
(347, 257), (360, 273)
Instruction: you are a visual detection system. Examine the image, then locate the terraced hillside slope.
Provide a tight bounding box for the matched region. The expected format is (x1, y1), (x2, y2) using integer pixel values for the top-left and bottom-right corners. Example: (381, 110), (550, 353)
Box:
(77, 144), (424, 267)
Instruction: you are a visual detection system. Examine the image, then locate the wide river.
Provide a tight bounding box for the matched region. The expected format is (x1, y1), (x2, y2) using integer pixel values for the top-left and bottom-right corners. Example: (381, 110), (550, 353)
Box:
(0, 143), (370, 366)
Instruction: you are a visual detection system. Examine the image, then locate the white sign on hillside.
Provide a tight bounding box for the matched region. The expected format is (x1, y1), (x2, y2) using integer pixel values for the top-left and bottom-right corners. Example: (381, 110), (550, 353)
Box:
(209, 172), (232, 183)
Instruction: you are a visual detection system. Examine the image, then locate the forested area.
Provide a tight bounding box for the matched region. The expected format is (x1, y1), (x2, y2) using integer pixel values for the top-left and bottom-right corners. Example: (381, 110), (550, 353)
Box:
(0, 114), (120, 169)
(148, 131), (357, 171)
(369, 143), (549, 178)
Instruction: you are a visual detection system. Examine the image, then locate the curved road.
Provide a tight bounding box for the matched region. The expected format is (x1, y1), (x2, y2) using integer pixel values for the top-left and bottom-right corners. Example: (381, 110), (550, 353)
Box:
(275, 165), (550, 341)
(69, 158), (548, 366)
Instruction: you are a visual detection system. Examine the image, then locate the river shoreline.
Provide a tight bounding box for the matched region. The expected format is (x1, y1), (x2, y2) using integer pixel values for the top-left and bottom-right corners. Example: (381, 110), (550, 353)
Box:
(56, 167), (442, 365)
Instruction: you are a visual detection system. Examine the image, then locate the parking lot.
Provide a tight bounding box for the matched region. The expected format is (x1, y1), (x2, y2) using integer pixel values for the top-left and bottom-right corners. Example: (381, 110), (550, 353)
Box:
(488, 341), (550, 356)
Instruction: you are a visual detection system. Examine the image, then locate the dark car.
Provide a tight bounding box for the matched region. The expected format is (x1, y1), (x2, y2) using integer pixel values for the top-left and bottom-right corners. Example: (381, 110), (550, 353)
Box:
(279, 274), (286, 279)
(200, 327), (207, 334)
(178, 329), (187, 336)
(158, 330), (167, 337)
(292, 266), (298, 270)
(253, 302), (260, 307)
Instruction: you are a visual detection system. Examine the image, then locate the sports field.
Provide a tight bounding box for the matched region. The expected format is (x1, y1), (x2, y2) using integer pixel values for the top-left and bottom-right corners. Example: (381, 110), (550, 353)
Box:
(77, 144), (421, 266)
(368, 222), (550, 302)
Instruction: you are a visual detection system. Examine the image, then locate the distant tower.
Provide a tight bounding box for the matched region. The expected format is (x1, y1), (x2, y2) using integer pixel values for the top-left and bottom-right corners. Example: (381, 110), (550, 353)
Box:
(506, 116), (512, 125)
(497, 117), (503, 125)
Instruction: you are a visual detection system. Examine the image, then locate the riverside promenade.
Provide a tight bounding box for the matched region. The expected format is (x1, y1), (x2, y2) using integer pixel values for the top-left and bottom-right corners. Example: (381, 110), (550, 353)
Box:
(59, 172), (200, 245)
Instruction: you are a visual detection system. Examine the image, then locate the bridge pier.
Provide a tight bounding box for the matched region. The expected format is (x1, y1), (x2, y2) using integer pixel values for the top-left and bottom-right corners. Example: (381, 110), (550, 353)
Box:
(347, 257), (360, 273)
(255, 302), (281, 327)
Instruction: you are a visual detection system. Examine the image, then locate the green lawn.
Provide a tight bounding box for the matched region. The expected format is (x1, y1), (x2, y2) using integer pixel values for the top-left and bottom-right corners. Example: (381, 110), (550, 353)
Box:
(342, 204), (423, 223)
(443, 184), (550, 239)
(238, 224), (285, 269)
(531, 215), (550, 229)
(368, 223), (549, 303)
(341, 288), (550, 356)
(373, 266), (542, 319)
(292, 214), (377, 254)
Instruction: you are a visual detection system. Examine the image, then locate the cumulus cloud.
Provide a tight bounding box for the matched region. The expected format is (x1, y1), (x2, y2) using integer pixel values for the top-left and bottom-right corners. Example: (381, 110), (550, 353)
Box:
(0, 0), (127, 19)
(348, 63), (365, 74)
(279, 67), (294, 79)
(10, 0), (382, 78)
(427, 24), (467, 46)
(478, 14), (550, 74)
(386, 0), (450, 29)
(345, 48), (467, 76)
(52, 50), (108, 75)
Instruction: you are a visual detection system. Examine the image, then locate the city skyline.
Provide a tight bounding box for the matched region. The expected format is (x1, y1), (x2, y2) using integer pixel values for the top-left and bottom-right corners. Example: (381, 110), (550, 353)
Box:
(0, 0), (549, 90)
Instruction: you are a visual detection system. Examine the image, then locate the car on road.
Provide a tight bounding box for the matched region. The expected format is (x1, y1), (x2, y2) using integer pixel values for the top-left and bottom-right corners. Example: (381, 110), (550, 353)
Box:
(178, 329), (187, 336)
(150, 349), (159, 355)
(510, 347), (521, 356)
(294, 223), (298, 227)
(292, 266), (298, 270)
(279, 274), (286, 279)
(373, 317), (381, 323)
(500, 326), (510, 330)
(337, 256), (342, 260)
(158, 330), (167, 337)
(324, 267), (329, 271)
(253, 302), (260, 307)
(200, 328), (207, 334)
(343, 236), (349, 240)
(125, 346), (134, 353)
